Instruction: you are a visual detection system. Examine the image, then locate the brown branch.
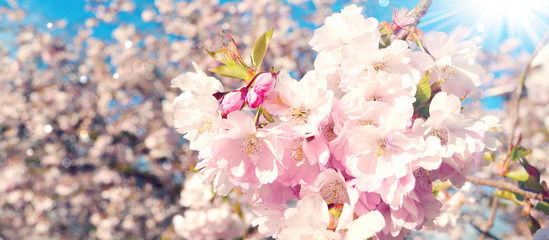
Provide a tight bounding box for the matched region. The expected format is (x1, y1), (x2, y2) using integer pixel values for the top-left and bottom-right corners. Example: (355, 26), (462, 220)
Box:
(480, 195), (499, 240)
(466, 176), (547, 202)
(394, 0), (433, 40)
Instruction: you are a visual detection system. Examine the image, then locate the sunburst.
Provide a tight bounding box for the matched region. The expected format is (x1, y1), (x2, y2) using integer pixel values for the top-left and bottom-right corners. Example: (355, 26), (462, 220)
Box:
(419, 0), (549, 52)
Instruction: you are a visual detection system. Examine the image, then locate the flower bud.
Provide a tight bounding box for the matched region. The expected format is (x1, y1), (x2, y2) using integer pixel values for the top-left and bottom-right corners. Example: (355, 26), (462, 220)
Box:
(392, 8), (414, 30)
(245, 90), (263, 108)
(221, 90), (245, 114)
(253, 72), (276, 96)
(521, 202), (531, 217)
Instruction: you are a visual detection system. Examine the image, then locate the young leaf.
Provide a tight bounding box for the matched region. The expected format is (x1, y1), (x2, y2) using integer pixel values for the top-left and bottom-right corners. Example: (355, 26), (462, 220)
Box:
(534, 202), (549, 216)
(510, 145), (532, 162)
(206, 48), (235, 66)
(483, 152), (494, 162)
(518, 158), (545, 193)
(415, 71), (432, 104)
(209, 64), (247, 80)
(495, 189), (522, 205)
(528, 215), (541, 235)
(514, 192), (525, 201)
(261, 107), (275, 123)
(206, 31), (248, 71)
(505, 170), (530, 182)
(251, 29), (274, 69)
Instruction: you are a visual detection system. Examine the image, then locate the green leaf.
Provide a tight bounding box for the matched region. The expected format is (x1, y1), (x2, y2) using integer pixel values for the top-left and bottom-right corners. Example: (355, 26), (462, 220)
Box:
(510, 146), (532, 162)
(251, 29), (274, 69)
(261, 107), (275, 123)
(483, 152), (494, 162)
(206, 48), (235, 66)
(206, 31), (248, 74)
(416, 105), (430, 118)
(505, 170), (530, 182)
(495, 189), (523, 205)
(534, 202), (549, 216)
(209, 64), (247, 80)
(514, 192), (525, 201)
(518, 158), (545, 193)
(415, 71), (432, 104)
(529, 215), (541, 235)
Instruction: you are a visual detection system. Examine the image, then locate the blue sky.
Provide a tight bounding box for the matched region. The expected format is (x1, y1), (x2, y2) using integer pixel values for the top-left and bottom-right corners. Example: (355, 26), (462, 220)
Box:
(2, 0), (548, 110)
(3, 0), (548, 52)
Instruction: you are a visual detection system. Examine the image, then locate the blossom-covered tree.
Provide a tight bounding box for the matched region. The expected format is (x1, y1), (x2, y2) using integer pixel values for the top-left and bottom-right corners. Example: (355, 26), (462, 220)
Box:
(2, 0), (549, 239)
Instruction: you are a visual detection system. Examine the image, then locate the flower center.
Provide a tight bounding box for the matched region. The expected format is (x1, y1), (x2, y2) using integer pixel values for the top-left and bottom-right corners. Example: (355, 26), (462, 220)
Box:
(431, 128), (449, 145)
(357, 119), (374, 126)
(197, 119), (214, 133)
(240, 134), (263, 156)
(287, 106), (310, 125)
(321, 121), (337, 142)
(433, 65), (456, 82)
(366, 94), (382, 102)
(372, 138), (392, 161)
(372, 61), (387, 72)
(319, 180), (346, 205)
(288, 138), (305, 162)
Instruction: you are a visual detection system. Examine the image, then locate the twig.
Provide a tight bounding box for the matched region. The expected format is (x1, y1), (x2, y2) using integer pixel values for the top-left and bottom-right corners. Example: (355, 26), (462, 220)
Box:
(508, 31), (549, 146)
(466, 176), (547, 203)
(472, 224), (501, 240)
(394, 0), (433, 40)
(480, 195), (499, 240)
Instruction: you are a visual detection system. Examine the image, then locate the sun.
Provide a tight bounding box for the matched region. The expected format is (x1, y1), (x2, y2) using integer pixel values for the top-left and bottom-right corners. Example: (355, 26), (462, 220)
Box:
(418, 0), (549, 52)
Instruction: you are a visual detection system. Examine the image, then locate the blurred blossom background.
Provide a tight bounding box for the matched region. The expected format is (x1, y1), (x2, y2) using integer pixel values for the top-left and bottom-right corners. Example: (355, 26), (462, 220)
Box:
(1, 0), (549, 239)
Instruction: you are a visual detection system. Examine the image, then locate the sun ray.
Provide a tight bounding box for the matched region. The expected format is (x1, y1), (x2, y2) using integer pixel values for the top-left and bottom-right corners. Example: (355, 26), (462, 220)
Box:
(417, 0), (549, 52)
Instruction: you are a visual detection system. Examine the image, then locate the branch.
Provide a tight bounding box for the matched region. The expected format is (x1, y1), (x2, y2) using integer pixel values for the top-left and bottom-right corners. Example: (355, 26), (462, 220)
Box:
(509, 31), (549, 145)
(394, 0), (433, 40)
(466, 176), (547, 203)
(480, 195), (499, 240)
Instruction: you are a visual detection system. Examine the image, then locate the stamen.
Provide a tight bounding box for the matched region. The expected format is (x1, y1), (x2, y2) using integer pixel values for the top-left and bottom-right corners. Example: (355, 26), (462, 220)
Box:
(372, 138), (391, 161)
(288, 138), (305, 162)
(319, 181), (346, 205)
(372, 61), (387, 72)
(431, 128), (449, 145)
(287, 105), (310, 124)
(197, 120), (214, 133)
(321, 121), (337, 142)
(366, 95), (381, 102)
(357, 119), (373, 126)
(433, 65), (456, 82)
(240, 134), (263, 156)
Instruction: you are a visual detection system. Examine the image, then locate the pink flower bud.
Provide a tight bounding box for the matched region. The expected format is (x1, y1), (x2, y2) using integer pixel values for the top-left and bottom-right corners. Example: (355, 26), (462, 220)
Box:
(392, 8), (414, 30)
(221, 90), (245, 114)
(253, 72), (276, 96)
(245, 90), (263, 108)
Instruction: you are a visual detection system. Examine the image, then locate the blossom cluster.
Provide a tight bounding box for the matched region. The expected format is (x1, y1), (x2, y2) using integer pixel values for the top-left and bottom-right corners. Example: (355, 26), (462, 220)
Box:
(173, 4), (497, 239)
(0, 0), (326, 238)
(172, 173), (250, 240)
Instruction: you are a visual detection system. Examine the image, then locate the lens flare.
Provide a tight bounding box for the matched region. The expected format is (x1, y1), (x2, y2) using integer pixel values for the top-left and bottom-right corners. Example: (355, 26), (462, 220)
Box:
(419, 0), (549, 51)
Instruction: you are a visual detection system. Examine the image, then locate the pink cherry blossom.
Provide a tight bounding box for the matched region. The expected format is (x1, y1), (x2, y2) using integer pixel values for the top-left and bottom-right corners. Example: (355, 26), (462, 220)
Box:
(253, 72), (277, 96)
(221, 89), (246, 114)
(167, 3), (504, 240)
(309, 5), (379, 52)
(245, 89), (263, 108)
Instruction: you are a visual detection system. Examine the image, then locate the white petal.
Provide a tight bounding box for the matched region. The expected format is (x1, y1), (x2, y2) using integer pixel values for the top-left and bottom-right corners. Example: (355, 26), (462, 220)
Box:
(345, 211), (385, 240)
